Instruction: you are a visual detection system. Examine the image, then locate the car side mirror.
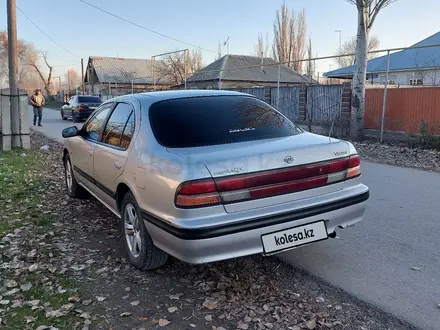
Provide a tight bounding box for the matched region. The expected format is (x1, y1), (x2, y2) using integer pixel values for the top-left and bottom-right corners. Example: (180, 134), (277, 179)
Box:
(62, 126), (80, 138)
(63, 102), (69, 106)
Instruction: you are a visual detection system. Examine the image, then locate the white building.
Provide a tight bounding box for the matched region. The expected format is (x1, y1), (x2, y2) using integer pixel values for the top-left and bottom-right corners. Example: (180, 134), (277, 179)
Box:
(324, 31), (440, 87)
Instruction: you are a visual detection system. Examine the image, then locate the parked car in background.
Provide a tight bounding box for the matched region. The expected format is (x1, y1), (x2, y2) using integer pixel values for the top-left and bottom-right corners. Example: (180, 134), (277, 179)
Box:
(61, 90), (369, 270)
(61, 95), (103, 122)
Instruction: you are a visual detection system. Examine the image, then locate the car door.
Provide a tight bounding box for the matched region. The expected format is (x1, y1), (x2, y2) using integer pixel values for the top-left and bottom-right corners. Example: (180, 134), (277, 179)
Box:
(69, 103), (114, 192)
(93, 102), (136, 209)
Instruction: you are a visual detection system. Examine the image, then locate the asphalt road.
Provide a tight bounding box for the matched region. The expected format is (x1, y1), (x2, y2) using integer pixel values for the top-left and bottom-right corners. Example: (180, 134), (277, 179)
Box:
(28, 106), (82, 143)
(30, 107), (440, 330)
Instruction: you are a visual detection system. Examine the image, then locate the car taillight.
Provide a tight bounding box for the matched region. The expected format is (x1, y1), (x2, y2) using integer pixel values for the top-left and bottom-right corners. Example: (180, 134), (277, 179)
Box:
(175, 179), (221, 208)
(175, 155), (362, 208)
(79, 104), (87, 111)
(346, 154), (361, 179)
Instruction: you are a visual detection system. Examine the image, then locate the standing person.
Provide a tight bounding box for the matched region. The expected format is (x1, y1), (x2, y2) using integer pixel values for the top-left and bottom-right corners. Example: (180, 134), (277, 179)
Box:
(30, 88), (45, 126)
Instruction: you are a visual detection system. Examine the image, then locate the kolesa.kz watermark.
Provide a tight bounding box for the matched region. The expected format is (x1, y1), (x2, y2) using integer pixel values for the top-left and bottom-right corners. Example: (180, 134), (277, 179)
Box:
(274, 228), (315, 246)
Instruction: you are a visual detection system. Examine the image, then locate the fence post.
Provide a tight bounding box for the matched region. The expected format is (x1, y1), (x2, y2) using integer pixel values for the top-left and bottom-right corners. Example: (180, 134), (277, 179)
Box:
(131, 80), (134, 94)
(152, 58), (156, 91)
(183, 50), (187, 90)
(380, 50), (391, 143)
(277, 64), (280, 108)
(1, 89), (12, 151)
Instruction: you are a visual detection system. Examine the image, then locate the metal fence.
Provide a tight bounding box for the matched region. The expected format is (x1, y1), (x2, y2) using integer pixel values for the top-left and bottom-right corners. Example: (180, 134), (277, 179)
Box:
(306, 85), (343, 123)
(272, 86), (300, 121)
(77, 41), (440, 139)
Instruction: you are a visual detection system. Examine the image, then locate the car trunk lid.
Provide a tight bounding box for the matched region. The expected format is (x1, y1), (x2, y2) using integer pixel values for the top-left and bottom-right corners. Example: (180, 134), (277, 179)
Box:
(81, 102), (101, 110)
(169, 132), (352, 212)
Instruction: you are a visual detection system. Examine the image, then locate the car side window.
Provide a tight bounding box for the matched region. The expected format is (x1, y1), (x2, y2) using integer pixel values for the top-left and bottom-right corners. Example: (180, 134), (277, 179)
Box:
(83, 104), (113, 141)
(101, 103), (135, 149)
(120, 111), (135, 149)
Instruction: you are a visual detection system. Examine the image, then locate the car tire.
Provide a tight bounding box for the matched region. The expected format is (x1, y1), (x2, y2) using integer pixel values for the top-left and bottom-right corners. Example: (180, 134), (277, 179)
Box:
(61, 110), (67, 120)
(121, 192), (168, 270)
(64, 154), (89, 199)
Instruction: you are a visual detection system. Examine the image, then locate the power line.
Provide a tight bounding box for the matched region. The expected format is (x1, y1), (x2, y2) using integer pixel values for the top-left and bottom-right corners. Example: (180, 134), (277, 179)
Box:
(21, 62), (78, 67)
(78, 0), (217, 54)
(16, 5), (81, 59)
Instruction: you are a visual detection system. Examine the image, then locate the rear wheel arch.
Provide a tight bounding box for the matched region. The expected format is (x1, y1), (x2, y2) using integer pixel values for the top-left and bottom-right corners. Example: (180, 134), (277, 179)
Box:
(63, 148), (69, 162)
(116, 182), (131, 211)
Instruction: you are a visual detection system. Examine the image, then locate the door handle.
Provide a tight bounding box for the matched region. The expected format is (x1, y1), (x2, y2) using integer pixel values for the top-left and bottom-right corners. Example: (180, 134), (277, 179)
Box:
(88, 150), (93, 156)
(114, 161), (122, 169)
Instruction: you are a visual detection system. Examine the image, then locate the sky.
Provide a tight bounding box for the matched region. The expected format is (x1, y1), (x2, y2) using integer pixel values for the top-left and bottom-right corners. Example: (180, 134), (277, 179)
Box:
(1, 0), (440, 83)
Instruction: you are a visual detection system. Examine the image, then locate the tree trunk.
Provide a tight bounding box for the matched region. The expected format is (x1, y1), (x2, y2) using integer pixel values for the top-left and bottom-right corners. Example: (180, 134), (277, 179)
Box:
(350, 6), (369, 141)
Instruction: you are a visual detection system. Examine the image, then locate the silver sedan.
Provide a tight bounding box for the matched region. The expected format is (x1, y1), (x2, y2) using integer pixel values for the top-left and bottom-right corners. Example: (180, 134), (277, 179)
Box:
(61, 90), (369, 270)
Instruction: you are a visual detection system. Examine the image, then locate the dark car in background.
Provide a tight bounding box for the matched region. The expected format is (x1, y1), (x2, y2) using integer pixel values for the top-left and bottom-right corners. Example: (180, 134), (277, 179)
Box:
(61, 95), (103, 122)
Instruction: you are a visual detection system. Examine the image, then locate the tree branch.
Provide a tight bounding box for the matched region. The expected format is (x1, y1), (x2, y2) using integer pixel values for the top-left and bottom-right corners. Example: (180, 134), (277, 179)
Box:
(368, 0), (395, 29)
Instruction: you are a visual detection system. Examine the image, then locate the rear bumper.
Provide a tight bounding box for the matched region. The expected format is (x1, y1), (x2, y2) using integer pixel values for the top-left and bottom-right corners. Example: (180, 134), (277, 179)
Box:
(74, 110), (93, 119)
(143, 188), (369, 264)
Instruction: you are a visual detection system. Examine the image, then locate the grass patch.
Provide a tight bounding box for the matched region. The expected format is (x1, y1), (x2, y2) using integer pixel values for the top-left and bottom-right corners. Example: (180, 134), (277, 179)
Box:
(2, 306), (83, 330)
(0, 149), (46, 237)
(1, 273), (84, 329)
(0, 148), (85, 329)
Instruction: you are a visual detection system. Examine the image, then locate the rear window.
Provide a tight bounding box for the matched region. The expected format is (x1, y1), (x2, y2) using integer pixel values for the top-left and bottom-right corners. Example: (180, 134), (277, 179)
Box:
(78, 96), (102, 103)
(149, 96), (300, 148)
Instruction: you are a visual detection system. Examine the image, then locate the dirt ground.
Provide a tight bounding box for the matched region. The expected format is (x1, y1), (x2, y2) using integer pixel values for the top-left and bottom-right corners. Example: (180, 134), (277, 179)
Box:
(0, 132), (418, 330)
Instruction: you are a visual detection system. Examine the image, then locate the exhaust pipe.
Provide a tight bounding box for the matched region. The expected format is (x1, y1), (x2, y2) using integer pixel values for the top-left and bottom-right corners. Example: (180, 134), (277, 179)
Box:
(328, 231), (337, 238)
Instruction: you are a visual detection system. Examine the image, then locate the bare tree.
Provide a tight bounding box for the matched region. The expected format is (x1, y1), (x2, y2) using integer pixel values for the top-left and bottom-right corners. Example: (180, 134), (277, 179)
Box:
(272, 2), (307, 72)
(335, 35), (380, 67)
(28, 51), (54, 96)
(253, 33), (270, 57)
(0, 31), (42, 91)
(414, 55), (440, 86)
(306, 37), (315, 79)
(189, 48), (203, 74)
(65, 69), (80, 90)
(160, 49), (204, 86)
(346, 0), (397, 140)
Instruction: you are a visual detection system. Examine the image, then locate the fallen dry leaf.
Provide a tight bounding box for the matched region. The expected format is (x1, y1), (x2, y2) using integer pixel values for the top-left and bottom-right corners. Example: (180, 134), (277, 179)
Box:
(306, 319), (317, 329)
(159, 318), (171, 327)
(5, 280), (17, 288)
(203, 299), (218, 310)
(167, 306), (178, 313)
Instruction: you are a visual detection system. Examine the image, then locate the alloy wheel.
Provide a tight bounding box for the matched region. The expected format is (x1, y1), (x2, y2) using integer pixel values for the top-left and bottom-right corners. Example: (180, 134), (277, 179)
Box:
(124, 204), (142, 258)
(65, 160), (73, 192)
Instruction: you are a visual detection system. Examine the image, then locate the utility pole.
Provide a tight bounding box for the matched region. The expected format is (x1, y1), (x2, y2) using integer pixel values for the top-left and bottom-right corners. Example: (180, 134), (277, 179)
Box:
(7, 0), (19, 147)
(67, 70), (71, 93)
(53, 76), (61, 92)
(81, 58), (85, 95)
(90, 60), (95, 95)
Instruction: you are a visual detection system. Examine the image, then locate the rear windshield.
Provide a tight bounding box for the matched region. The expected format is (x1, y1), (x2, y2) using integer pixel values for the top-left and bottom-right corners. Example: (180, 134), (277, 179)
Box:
(78, 96), (102, 103)
(149, 96), (301, 148)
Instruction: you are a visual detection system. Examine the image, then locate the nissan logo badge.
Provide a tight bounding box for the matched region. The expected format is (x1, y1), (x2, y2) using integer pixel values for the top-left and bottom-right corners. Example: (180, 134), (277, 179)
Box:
(284, 156), (293, 164)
